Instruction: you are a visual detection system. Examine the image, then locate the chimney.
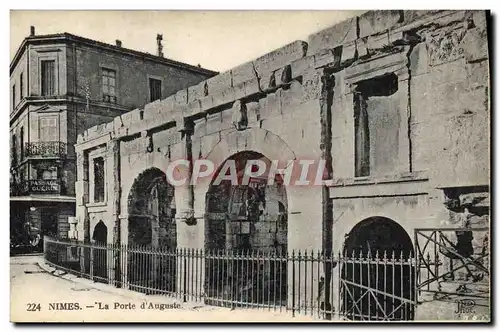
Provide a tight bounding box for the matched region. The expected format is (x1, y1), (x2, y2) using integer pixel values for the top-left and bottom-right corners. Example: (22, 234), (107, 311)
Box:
(30, 26), (35, 37)
(156, 34), (164, 57)
(115, 39), (122, 47)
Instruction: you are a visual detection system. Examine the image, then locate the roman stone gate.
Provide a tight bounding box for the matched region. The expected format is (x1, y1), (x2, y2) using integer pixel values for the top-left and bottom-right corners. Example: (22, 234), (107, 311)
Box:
(75, 10), (489, 318)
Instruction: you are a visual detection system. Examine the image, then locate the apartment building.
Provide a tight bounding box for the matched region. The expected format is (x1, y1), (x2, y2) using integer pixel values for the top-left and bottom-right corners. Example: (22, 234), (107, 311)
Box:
(10, 26), (217, 246)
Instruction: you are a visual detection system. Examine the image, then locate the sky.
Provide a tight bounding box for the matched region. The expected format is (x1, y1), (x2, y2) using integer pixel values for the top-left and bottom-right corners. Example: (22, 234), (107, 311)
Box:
(10, 10), (363, 72)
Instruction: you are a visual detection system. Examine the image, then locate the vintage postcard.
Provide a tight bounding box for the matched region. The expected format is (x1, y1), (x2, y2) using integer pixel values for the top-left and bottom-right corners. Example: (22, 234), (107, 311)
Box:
(9, 9), (491, 323)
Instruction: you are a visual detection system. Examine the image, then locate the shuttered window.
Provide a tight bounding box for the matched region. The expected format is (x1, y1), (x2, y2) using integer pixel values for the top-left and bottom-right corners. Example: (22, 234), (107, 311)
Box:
(41, 60), (56, 96)
(39, 117), (58, 142)
(102, 68), (116, 102)
(149, 78), (162, 102)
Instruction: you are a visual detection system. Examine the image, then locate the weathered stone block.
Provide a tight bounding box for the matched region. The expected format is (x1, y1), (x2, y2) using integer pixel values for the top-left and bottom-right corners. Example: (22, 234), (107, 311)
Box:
(359, 10), (403, 38)
(205, 113), (221, 135)
(187, 81), (205, 103)
(174, 88), (188, 106)
(143, 99), (162, 121)
(290, 56), (315, 79)
(220, 108), (234, 131)
(356, 38), (369, 58)
(307, 17), (358, 55)
(409, 42), (429, 76)
(199, 95), (215, 112)
(274, 65), (292, 86)
(462, 27), (488, 63)
(200, 132), (221, 157)
(193, 117), (206, 139)
(206, 70), (233, 95)
(281, 81), (304, 111)
(183, 100), (202, 118)
(231, 62), (256, 86)
(466, 61), (489, 88)
(244, 78), (261, 96)
(259, 71), (276, 92)
(211, 87), (236, 109)
(302, 70), (322, 102)
(246, 101), (260, 123)
(314, 48), (337, 68)
(403, 10), (440, 25)
(254, 40), (308, 77)
(341, 42), (357, 64)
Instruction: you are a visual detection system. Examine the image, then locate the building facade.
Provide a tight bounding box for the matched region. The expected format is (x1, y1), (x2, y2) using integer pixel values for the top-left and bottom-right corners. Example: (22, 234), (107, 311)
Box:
(10, 27), (217, 245)
(73, 10), (490, 318)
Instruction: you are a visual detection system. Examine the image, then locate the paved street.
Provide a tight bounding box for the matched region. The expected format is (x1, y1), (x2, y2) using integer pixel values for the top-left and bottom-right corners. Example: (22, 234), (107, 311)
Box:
(10, 255), (315, 323)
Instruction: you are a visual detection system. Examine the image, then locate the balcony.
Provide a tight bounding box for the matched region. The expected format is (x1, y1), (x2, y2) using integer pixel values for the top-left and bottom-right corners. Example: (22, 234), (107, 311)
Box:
(11, 179), (65, 196)
(25, 141), (67, 159)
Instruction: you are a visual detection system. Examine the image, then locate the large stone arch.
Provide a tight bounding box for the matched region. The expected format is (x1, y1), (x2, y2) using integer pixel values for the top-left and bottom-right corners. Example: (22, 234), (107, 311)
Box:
(194, 128), (296, 216)
(200, 128), (295, 307)
(125, 167), (177, 294)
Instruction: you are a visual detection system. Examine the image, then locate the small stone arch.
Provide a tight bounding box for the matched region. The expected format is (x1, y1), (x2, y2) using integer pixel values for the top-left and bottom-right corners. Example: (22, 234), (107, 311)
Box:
(92, 220), (108, 282)
(341, 216), (415, 321)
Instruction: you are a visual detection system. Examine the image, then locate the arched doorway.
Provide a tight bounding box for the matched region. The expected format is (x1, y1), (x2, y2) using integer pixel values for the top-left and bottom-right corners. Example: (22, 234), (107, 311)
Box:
(205, 151), (288, 306)
(341, 217), (415, 321)
(127, 168), (176, 294)
(92, 221), (108, 282)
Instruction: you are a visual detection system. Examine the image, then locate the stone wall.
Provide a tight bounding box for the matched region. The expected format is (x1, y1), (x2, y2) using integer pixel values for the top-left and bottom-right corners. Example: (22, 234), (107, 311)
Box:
(75, 10), (490, 309)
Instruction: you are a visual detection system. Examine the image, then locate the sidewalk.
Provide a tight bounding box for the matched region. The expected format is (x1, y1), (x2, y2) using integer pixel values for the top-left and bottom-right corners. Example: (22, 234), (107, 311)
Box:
(32, 257), (318, 322)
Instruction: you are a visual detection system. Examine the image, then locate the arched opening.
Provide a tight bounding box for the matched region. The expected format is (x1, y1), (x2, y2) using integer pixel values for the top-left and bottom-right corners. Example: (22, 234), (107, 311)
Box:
(205, 151), (288, 306)
(127, 167), (176, 294)
(92, 220), (108, 283)
(92, 221), (108, 282)
(341, 216), (415, 321)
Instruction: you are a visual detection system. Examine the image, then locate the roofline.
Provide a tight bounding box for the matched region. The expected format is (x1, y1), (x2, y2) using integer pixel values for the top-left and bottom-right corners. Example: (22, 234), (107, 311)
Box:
(10, 32), (219, 76)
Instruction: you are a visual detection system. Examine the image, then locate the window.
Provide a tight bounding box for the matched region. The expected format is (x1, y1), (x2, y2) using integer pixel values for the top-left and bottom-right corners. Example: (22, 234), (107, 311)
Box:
(41, 60), (56, 96)
(149, 78), (162, 102)
(11, 134), (17, 165)
(102, 68), (116, 103)
(20, 73), (24, 99)
(20, 127), (24, 161)
(354, 74), (399, 178)
(12, 85), (16, 110)
(39, 117), (58, 141)
(93, 157), (105, 202)
(39, 166), (58, 180)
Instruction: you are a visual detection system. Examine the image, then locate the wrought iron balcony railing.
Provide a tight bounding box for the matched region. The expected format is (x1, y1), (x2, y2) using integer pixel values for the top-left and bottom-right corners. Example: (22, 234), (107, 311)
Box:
(25, 141), (67, 159)
(11, 179), (65, 196)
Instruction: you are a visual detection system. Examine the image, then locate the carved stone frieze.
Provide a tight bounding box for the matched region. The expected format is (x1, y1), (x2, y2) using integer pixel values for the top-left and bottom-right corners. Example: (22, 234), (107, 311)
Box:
(424, 25), (467, 66)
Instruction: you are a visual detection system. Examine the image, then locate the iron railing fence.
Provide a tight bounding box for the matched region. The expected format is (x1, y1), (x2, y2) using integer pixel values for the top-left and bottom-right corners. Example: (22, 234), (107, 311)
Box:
(44, 236), (417, 321)
(414, 228), (490, 301)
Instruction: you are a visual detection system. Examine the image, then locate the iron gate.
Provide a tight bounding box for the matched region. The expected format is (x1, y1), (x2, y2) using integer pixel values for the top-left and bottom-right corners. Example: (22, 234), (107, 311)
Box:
(338, 251), (416, 321)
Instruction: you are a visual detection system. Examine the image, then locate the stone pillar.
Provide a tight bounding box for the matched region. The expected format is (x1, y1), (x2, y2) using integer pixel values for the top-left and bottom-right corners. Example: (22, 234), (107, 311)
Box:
(395, 67), (411, 174)
(174, 115), (195, 225)
(119, 216), (129, 289)
(106, 139), (121, 287)
(173, 115), (196, 300)
(75, 150), (90, 274)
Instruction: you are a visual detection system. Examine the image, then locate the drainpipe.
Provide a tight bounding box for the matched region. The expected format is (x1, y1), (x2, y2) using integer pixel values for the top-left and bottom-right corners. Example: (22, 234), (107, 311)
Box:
(319, 69), (335, 316)
(111, 139), (121, 286)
